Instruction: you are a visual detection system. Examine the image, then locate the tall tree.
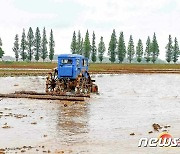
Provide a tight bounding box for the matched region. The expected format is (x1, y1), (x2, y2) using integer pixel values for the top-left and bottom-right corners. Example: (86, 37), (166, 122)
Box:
(98, 36), (106, 63)
(127, 35), (135, 63)
(173, 37), (180, 63)
(165, 35), (173, 63)
(136, 39), (143, 63)
(41, 27), (48, 62)
(117, 32), (126, 63)
(27, 27), (34, 61)
(144, 36), (151, 63)
(0, 38), (2, 46)
(0, 37), (4, 60)
(0, 47), (4, 60)
(108, 29), (117, 63)
(80, 38), (83, 55)
(83, 30), (91, 58)
(151, 33), (159, 63)
(20, 28), (27, 61)
(34, 27), (41, 61)
(91, 31), (97, 62)
(76, 30), (83, 55)
(71, 31), (76, 54)
(12, 34), (19, 62)
(49, 29), (55, 62)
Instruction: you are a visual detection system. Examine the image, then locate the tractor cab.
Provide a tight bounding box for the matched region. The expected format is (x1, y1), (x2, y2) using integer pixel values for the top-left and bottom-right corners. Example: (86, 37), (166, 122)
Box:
(58, 54), (89, 79)
(46, 54), (98, 94)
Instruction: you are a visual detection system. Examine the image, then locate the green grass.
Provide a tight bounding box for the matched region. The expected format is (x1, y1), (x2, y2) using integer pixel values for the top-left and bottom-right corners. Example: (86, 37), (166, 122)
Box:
(0, 61), (180, 76)
(1, 61), (180, 69)
(89, 63), (180, 72)
(0, 61), (56, 69)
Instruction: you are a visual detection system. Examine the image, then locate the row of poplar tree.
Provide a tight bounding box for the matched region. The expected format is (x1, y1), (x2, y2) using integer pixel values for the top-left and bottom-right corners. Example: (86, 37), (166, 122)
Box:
(70, 29), (180, 63)
(71, 30), (105, 63)
(12, 27), (55, 62)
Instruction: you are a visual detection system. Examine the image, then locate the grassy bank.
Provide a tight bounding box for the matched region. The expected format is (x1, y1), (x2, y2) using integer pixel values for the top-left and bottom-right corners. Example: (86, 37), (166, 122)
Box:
(1, 61), (180, 69)
(89, 63), (180, 72)
(0, 61), (180, 76)
(0, 61), (56, 69)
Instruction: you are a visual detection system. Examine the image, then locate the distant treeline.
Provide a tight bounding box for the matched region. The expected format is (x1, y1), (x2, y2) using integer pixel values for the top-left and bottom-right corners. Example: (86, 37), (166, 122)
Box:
(0, 29), (179, 63)
(70, 30), (180, 63)
(11, 27), (55, 62)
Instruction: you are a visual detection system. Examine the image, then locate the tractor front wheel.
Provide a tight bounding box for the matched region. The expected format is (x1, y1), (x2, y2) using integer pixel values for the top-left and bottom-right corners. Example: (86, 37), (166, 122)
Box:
(46, 68), (58, 94)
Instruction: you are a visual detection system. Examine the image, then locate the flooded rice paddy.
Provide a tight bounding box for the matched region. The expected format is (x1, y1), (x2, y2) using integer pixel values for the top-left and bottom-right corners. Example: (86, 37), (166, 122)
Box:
(0, 74), (180, 153)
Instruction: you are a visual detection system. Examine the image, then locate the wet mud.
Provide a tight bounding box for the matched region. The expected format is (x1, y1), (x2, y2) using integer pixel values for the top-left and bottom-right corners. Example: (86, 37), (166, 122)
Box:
(0, 74), (180, 153)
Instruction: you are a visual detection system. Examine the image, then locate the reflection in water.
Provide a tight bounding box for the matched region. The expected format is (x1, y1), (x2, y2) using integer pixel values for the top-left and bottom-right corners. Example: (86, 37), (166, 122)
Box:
(56, 101), (89, 145)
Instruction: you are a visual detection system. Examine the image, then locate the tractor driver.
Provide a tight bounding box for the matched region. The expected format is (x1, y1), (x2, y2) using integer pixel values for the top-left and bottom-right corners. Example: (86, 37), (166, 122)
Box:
(67, 59), (72, 64)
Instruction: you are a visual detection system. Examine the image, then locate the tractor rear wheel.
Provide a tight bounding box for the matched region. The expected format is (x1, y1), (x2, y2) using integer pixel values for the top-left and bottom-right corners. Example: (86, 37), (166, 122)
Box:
(55, 78), (69, 94)
(75, 73), (91, 94)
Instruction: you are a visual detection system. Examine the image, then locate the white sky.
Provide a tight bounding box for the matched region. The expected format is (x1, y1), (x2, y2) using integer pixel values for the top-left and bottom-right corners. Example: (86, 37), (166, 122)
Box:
(0, 0), (180, 60)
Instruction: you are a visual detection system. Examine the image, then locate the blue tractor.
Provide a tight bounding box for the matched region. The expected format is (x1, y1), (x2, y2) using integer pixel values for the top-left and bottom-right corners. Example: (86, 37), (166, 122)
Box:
(46, 54), (98, 94)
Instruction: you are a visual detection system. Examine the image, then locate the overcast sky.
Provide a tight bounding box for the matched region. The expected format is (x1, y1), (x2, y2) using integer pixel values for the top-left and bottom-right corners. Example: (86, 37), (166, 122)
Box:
(0, 0), (180, 59)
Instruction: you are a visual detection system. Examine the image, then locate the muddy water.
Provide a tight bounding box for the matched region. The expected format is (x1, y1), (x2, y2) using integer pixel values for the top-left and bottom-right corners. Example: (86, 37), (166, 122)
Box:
(0, 74), (180, 153)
